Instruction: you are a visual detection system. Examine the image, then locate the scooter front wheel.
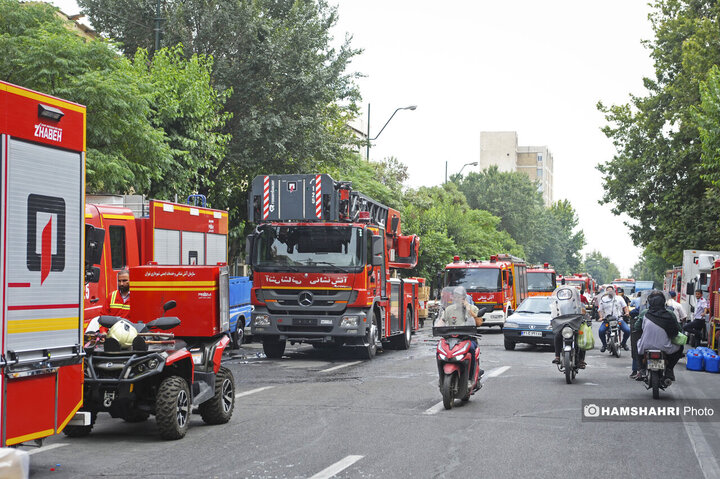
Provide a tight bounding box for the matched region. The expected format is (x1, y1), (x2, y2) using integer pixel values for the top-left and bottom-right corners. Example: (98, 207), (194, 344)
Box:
(441, 373), (458, 410)
(563, 351), (573, 384)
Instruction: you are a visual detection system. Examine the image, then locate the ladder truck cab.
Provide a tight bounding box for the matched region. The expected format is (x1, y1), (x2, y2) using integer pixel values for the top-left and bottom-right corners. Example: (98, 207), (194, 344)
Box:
(527, 263), (557, 297)
(443, 254), (528, 328)
(246, 174), (421, 359)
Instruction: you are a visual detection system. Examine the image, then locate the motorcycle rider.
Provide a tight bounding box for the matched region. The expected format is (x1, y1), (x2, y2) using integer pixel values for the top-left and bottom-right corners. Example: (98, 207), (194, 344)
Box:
(551, 286), (587, 368)
(636, 290), (683, 381)
(598, 286), (631, 352)
(436, 286), (484, 381)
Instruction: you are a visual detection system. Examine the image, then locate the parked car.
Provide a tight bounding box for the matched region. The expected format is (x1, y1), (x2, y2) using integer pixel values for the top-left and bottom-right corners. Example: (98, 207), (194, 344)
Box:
(502, 297), (553, 350)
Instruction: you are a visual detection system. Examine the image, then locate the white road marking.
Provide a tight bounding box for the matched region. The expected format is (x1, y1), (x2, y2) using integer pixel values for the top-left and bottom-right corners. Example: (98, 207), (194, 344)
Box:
(485, 365), (511, 378)
(319, 361), (362, 373)
(679, 383), (720, 479)
(423, 366), (510, 415)
(309, 455), (364, 479)
(26, 443), (68, 455)
(235, 386), (274, 399)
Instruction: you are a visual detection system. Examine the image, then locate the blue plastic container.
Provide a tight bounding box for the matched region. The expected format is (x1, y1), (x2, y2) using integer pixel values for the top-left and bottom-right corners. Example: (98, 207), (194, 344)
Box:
(704, 354), (720, 373)
(686, 349), (704, 371)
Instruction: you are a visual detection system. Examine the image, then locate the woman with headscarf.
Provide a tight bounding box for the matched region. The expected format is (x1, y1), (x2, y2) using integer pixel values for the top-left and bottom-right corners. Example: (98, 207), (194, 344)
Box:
(636, 291), (683, 381)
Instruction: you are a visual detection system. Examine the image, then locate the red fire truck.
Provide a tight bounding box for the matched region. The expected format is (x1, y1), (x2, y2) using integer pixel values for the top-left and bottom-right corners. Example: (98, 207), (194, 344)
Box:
(0, 81), (99, 445)
(443, 254), (528, 328)
(563, 273), (595, 295)
(246, 174), (420, 359)
(83, 196), (229, 327)
(527, 263), (557, 297)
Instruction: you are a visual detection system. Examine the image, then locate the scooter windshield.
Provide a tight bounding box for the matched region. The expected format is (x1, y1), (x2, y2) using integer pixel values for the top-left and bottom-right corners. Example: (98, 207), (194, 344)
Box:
(433, 286), (477, 336)
(550, 285), (582, 317)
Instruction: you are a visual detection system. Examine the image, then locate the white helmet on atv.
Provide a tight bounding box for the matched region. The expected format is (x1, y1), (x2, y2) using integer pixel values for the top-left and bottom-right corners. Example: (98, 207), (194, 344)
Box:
(108, 319), (138, 349)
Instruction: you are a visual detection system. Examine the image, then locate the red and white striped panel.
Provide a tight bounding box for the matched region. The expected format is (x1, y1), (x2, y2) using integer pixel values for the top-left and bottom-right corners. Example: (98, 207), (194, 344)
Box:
(262, 175), (270, 219)
(315, 174), (322, 219)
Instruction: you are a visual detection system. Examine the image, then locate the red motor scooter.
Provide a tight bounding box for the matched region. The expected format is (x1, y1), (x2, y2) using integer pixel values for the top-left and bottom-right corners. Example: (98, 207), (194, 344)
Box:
(433, 287), (486, 410)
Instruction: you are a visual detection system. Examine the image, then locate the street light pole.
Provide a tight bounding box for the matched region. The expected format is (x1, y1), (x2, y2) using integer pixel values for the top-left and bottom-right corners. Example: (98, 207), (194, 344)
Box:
(366, 103), (417, 161)
(445, 161), (479, 184)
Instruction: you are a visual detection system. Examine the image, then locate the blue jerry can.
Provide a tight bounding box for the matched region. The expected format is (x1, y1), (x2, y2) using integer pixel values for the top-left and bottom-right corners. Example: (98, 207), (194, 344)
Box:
(686, 349), (704, 371)
(704, 353), (720, 373)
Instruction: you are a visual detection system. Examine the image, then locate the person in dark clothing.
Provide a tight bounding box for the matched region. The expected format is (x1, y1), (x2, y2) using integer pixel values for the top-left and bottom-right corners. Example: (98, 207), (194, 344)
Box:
(635, 291), (684, 381)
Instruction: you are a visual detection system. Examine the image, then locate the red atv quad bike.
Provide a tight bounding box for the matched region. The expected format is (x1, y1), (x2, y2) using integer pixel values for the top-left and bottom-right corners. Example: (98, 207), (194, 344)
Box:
(65, 301), (235, 440)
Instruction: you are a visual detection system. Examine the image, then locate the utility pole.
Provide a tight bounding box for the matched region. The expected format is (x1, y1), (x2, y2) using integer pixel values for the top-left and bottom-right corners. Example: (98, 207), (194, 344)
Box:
(154, 0), (163, 52)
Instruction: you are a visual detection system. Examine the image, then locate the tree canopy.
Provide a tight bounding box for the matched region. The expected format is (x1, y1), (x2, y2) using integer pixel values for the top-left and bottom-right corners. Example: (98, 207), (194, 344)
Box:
(597, 0), (720, 262)
(454, 167), (585, 275)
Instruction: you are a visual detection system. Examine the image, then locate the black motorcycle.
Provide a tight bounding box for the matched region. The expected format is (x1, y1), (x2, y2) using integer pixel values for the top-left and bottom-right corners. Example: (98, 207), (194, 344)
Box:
(641, 350), (672, 399)
(551, 314), (586, 384)
(603, 315), (622, 358)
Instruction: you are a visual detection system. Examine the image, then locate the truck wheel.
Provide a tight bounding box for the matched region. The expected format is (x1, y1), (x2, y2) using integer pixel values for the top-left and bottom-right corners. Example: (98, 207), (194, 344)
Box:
(63, 412), (96, 437)
(199, 367), (235, 425)
(360, 313), (379, 359)
(122, 410), (150, 423)
(156, 376), (190, 440)
(262, 337), (286, 359)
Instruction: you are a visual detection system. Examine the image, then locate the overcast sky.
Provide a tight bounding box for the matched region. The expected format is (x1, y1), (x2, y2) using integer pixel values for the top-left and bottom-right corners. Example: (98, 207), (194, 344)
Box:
(51, 0), (655, 276)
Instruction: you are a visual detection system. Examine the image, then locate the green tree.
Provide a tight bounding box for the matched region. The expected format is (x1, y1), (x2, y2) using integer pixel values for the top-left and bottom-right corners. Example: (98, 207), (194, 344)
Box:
(630, 248), (672, 287)
(401, 183), (523, 279)
(583, 251), (621, 286)
(78, 0), (362, 259)
(0, 0), (229, 197)
(454, 168), (585, 272)
(597, 0), (720, 261)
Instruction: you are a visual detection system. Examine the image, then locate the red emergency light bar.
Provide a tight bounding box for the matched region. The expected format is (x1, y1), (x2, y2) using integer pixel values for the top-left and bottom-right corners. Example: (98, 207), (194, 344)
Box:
(453, 256), (460, 262)
(544, 263), (549, 268)
(358, 211), (371, 222)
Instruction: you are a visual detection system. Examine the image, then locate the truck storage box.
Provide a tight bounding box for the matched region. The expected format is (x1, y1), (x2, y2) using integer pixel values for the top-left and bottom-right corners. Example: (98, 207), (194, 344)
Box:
(131, 265), (229, 338)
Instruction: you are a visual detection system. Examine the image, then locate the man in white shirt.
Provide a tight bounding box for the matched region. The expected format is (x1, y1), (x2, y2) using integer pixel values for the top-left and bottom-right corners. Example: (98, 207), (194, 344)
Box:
(666, 291), (687, 324)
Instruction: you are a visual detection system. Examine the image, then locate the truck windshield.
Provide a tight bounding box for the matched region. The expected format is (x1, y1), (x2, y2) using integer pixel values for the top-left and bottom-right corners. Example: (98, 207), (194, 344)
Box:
(528, 272), (555, 292)
(445, 268), (501, 292)
(254, 225), (363, 270)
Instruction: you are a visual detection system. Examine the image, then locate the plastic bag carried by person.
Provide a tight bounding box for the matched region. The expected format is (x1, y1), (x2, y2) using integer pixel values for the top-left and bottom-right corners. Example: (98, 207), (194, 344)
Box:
(578, 322), (594, 350)
(671, 332), (688, 346)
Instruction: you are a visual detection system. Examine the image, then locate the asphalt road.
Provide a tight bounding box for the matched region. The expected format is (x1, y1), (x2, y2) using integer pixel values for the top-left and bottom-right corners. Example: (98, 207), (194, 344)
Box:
(22, 323), (720, 479)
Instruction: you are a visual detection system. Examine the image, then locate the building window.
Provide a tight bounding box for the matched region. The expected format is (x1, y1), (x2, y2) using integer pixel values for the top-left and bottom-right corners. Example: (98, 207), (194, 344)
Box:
(537, 154), (543, 163)
(537, 167), (543, 178)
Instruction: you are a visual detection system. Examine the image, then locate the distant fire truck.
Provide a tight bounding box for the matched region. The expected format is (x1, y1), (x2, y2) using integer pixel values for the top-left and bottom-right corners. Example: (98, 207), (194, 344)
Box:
(0, 81), (100, 445)
(246, 174), (420, 359)
(563, 273), (595, 295)
(443, 254), (528, 328)
(527, 263), (557, 297)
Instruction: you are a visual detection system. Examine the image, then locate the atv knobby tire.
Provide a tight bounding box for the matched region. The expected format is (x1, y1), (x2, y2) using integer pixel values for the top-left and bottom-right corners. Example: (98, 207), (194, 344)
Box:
(199, 366), (235, 425)
(156, 376), (190, 440)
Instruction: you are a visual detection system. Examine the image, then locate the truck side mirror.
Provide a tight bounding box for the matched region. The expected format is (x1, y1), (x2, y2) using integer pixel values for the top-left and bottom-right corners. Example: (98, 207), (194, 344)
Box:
(700, 273), (708, 285)
(85, 224), (105, 284)
(686, 283), (695, 295)
(371, 235), (384, 266)
(245, 235), (255, 266)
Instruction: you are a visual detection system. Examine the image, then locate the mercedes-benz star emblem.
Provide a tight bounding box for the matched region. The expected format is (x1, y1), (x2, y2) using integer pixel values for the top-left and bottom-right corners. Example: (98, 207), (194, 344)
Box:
(298, 291), (313, 307)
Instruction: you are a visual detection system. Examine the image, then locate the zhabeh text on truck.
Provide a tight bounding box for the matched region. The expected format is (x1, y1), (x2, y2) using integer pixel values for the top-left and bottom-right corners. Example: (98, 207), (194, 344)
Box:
(245, 174), (421, 359)
(443, 254), (528, 328)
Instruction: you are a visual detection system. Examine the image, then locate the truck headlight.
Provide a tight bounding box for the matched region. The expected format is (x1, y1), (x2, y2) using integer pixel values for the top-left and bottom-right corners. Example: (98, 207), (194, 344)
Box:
(561, 326), (574, 339)
(341, 316), (358, 328)
(254, 314), (270, 327)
